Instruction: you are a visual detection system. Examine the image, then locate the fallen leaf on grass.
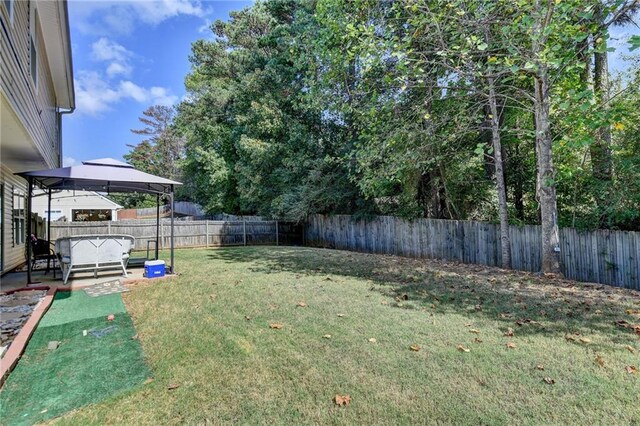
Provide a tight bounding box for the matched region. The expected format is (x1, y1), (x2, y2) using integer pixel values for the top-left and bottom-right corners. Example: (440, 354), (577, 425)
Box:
(334, 394), (351, 406)
(457, 345), (470, 353)
(368, 338), (377, 343)
(337, 314), (345, 317)
(469, 329), (480, 334)
(504, 328), (514, 337)
(465, 323), (473, 327)
(625, 366), (637, 374)
(626, 309), (640, 316)
(410, 344), (421, 352)
(381, 301), (389, 305)
(515, 319), (539, 326)
(615, 320), (640, 334)
(244, 316), (251, 321)
(625, 345), (635, 353)
(543, 377), (555, 385)
(107, 314), (115, 321)
(144, 378), (155, 385)
(474, 337), (483, 343)
(323, 334), (332, 339)
(506, 342), (516, 349)
(269, 323), (284, 329)
(579, 337), (592, 344)
(595, 354), (605, 367)
(536, 364), (544, 371)
(297, 302), (307, 308)
(131, 334), (139, 340)
(167, 383), (180, 390)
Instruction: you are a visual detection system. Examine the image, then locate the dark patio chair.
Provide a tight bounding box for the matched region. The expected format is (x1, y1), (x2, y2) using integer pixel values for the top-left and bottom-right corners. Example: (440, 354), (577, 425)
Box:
(28, 236), (57, 278)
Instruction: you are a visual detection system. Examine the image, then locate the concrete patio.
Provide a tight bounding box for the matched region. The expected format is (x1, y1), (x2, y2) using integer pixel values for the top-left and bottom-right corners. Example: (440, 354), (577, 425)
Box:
(0, 266), (147, 294)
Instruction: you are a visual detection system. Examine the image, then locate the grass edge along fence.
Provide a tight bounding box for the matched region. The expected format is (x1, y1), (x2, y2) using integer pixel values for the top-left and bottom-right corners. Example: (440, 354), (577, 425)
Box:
(50, 219), (303, 251)
(304, 214), (639, 289)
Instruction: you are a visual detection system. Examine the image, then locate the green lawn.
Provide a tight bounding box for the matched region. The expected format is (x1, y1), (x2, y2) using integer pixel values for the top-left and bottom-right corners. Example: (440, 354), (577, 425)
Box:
(35, 247), (640, 424)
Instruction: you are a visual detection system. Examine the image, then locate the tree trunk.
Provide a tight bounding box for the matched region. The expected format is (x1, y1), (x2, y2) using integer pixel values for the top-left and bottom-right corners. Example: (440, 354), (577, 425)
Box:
(513, 144), (525, 221)
(533, 71), (562, 275)
(487, 78), (511, 269)
(592, 32), (613, 226)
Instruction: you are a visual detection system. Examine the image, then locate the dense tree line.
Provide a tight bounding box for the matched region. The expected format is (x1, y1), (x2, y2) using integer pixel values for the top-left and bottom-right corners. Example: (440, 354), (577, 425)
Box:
(124, 0), (640, 272)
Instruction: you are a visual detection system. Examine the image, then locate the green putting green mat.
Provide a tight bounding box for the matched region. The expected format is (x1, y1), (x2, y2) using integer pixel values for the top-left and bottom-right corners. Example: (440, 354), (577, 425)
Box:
(0, 291), (150, 425)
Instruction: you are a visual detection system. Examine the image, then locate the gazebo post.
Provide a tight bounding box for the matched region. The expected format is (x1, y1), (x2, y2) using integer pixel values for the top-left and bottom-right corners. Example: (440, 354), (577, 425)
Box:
(155, 193), (160, 260)
(26, 177), (33, 284)
(170, 185), (175, 274)
(46, 188), (52, 272)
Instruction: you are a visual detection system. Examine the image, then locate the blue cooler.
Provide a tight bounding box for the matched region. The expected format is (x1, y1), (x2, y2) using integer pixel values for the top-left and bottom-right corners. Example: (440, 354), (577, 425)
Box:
(144, 260), (166, 278)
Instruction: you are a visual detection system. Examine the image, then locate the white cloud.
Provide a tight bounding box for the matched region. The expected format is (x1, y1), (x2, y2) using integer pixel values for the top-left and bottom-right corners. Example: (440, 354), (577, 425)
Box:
(69, 0), (209, 36)
(75, 71), (178, 116)
(92, 37), (131, 62)
(106, 62), (132, 77)
(75, 71), (122, 115)
(63, 156), (78, 167)
(92, 37), (133, 78)
(149, 86), (178, 105)
(131, 0), (206, 25)
(119, 80), (148, 103)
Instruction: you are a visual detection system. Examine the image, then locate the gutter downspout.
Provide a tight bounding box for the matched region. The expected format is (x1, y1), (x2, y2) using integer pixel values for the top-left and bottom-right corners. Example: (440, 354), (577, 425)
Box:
(57, 107), (75, 167)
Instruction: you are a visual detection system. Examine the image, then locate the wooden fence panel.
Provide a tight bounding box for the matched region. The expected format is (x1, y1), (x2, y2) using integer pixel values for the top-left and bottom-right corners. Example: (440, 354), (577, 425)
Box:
(305, 214), (639, 289)
(50, 219), (302, 251)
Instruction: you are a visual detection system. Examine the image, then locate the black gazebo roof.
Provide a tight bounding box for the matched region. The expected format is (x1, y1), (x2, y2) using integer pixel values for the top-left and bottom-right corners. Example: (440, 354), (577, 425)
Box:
(17, 158), (181, 194)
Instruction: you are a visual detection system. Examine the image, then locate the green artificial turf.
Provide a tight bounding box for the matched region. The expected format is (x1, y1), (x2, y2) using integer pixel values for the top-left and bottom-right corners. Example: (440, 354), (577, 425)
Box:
(0, 291), (150, 425)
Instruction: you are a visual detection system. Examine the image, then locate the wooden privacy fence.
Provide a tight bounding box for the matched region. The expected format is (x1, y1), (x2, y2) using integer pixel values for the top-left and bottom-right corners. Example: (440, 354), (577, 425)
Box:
(50, 220), (303, 251)
(305, 214), (640, 289)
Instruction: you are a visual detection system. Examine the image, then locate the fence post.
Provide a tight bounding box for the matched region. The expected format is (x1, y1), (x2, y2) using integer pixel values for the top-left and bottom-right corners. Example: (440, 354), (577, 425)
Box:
(243, 218), (247, 246)
(205, 220), (209, 248)
(107, 221), (111, 235)
(275, 220), (279, 246)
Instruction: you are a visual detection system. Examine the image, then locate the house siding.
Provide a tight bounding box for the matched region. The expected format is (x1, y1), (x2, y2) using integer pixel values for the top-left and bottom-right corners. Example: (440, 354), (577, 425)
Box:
(1, 0), (70, 275)
(31, 191), (122, 223)
(1, 0), (60, 170)
(1, 163), (28, 274)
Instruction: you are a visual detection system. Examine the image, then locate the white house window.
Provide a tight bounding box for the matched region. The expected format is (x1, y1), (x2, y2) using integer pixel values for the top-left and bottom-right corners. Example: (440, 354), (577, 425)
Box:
(13, 189), (26, 246)
(29, 3), (37, 87)
(44, 209), (63, 221)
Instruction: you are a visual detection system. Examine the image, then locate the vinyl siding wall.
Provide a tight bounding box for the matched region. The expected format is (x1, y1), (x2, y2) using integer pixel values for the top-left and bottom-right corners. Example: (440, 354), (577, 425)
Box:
(1, 163), (28, 274)
(1, 0), (62, 273)
(1, 0), (61, 169)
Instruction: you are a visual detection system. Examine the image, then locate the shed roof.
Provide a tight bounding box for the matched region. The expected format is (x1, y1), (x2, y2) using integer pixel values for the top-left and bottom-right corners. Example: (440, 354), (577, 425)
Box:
(17, 158), (181, 194)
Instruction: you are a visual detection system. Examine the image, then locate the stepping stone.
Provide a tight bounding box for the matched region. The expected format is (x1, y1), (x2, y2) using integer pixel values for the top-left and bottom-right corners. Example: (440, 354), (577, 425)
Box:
(47, 341), (60, 350)
(84, 280), (129, 297)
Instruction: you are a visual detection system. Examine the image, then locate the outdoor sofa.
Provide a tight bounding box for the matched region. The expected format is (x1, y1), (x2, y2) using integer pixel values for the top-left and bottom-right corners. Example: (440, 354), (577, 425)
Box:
(55, 234), (135, 284)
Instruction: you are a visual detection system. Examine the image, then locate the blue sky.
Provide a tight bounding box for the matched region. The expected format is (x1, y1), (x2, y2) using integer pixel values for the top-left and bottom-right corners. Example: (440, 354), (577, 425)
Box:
(62, 0), (252, 167)
(61, 1), (638, 167)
